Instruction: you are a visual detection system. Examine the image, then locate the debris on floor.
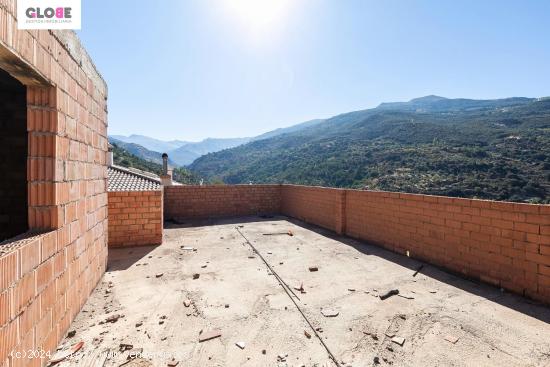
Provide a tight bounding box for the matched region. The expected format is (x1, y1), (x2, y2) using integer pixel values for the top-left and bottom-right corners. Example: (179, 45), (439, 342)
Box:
(294, 283), (306, 294)
(379, 289), (399, 300)
(321, 308), (339, 317)
(50, 341), (84, 364)
(120, 343), (134, 351)
(120, 358), (152, 367)
(304, 330), (312, 339)
(183, 299), (191, 307)
(126, 348), (143, 360)
(236, 341), (246, 349)
(391, 336), (406, 346)
(444, 335), (460, 344)
(398, 293), (415, 300)
(192, 273), (200, 279)
(263, 230), (293, 236)
(180, 246), (196, 251)
(413, 265), (424, 277)
(155, 273), (164, 278)
(105, 314), (122, 323)
(198, 329), (222, 342)
(308, 266), (319, 272)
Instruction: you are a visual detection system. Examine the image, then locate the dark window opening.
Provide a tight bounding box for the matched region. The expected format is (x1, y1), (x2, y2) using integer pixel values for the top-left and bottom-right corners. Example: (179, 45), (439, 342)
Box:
(0, 68), (28, 242)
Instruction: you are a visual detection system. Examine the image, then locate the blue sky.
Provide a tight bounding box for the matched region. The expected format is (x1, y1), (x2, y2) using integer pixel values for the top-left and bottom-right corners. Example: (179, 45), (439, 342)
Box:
(78, 0), (550, 141)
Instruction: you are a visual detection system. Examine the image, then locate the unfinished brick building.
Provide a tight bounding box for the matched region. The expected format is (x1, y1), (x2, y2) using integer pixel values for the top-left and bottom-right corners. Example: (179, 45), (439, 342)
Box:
(0, 1), (108, 365)
(1, 1), (550, 366)
(107, 164), (163, 248)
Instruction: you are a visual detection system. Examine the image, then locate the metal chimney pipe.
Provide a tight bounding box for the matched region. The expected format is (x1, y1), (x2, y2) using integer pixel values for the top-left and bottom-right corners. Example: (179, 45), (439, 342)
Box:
(107, 145), (113, 166)
(162, 153), (168, 175)
(160, 153), (173, 186)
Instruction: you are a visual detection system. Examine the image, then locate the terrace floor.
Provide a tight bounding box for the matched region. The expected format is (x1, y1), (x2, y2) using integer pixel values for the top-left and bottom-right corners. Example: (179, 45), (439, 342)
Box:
(56, 216), (550, 367)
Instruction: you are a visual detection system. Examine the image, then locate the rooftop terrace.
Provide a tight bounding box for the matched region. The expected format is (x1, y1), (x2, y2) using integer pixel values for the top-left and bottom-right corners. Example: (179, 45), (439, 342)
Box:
(1, 7), (548, 367)
(57, 216), (550, 367)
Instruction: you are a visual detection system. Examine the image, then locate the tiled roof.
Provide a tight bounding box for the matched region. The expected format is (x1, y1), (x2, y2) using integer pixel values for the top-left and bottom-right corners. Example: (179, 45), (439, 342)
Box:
(108, 165), (161, 191)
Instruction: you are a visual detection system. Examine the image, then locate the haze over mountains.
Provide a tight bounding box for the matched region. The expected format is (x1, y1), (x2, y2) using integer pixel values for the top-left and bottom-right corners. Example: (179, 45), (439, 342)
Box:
(189, 95), (550, 203)
(109, 119), (327, 166)
(109, 135), (251, 166)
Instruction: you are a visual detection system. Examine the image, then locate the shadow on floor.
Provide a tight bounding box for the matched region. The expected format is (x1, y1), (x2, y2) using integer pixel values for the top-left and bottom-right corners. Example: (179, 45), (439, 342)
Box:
(107, 244), (159, 272)
(284, 217), (550, 324)
(164, 214), (284, 229)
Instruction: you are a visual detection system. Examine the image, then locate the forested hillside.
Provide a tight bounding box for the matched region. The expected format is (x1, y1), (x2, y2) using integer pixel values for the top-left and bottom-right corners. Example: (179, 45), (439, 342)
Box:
(190, 96), (550, 203)
(111, 144), (199, 184)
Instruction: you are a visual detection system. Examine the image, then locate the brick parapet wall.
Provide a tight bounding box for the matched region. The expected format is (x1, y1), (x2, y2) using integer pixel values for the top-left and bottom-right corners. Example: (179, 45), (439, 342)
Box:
(280, 185), (344, 233)
(165, 185), (550, 303)
(0, 2), (108, 365)
(164, 185), (281, 220)
(346, 189), (550, 302)
(108, 191), (163, 248)
(282, 186), (550, 304)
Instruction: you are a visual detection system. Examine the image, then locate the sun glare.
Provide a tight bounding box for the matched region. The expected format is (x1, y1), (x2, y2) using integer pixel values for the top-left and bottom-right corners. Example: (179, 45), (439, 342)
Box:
(225, 0), (292, 34)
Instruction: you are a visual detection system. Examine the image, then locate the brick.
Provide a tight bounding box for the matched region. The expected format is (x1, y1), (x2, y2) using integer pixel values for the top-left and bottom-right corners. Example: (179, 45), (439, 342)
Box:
(0, 252), (19, 291)
(35, 309), (52, 345)
(0, 289), (12, 327)
(14, 272), (35, 314)
(18, 300), (39, 337)
(35, 259), (53, 293)
(40, 231), (57, 261)
(514, 222), (540, 234)
(539, 265), (550, 277)
(539, 274), (550, 287)
(18, 238), (41, 275)
(526, 252), (550, 267)
(0, 319), (18, 362)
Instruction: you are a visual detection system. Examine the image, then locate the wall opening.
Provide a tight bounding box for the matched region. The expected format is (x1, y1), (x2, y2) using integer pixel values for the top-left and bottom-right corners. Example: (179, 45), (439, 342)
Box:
(0, 68), (28, 242)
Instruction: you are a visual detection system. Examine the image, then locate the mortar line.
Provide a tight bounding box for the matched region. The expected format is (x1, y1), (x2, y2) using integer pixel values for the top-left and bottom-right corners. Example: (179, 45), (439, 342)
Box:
(236, 227), (342, 367)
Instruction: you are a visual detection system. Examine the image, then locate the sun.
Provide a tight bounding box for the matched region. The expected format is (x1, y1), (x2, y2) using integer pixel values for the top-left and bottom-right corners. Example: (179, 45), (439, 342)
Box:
(224, 0), (292, 34)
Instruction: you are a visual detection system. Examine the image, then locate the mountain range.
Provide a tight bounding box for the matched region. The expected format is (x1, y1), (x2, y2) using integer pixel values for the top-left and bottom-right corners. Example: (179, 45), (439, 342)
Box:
(189, 96), (550, 203)
(109, 135), (251, 166)
(109, 119), (327, 166)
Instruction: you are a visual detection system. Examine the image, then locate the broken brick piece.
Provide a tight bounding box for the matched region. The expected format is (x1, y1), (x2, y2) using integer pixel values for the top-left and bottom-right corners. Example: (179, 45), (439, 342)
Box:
(444, 335), (459, 344)
(391, 336), (405, 346)
(199, 330), (222, 342)
(321, 309), (339, 317)
(379, 289), (399, 300)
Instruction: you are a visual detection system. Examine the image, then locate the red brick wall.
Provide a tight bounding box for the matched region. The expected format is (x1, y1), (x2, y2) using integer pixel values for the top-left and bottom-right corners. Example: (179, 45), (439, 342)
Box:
(280, 185), (345, 233)
(277, 185), (550, 304)
(344, 190), (550, 304)
(164, 185), (280, 220)
(0, 4), (108, 366)
(108, 191), (163, 247)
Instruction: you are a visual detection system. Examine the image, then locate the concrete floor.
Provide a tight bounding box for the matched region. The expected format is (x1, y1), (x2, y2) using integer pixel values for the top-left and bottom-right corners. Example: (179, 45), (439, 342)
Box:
(56, 216), (550, 367)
